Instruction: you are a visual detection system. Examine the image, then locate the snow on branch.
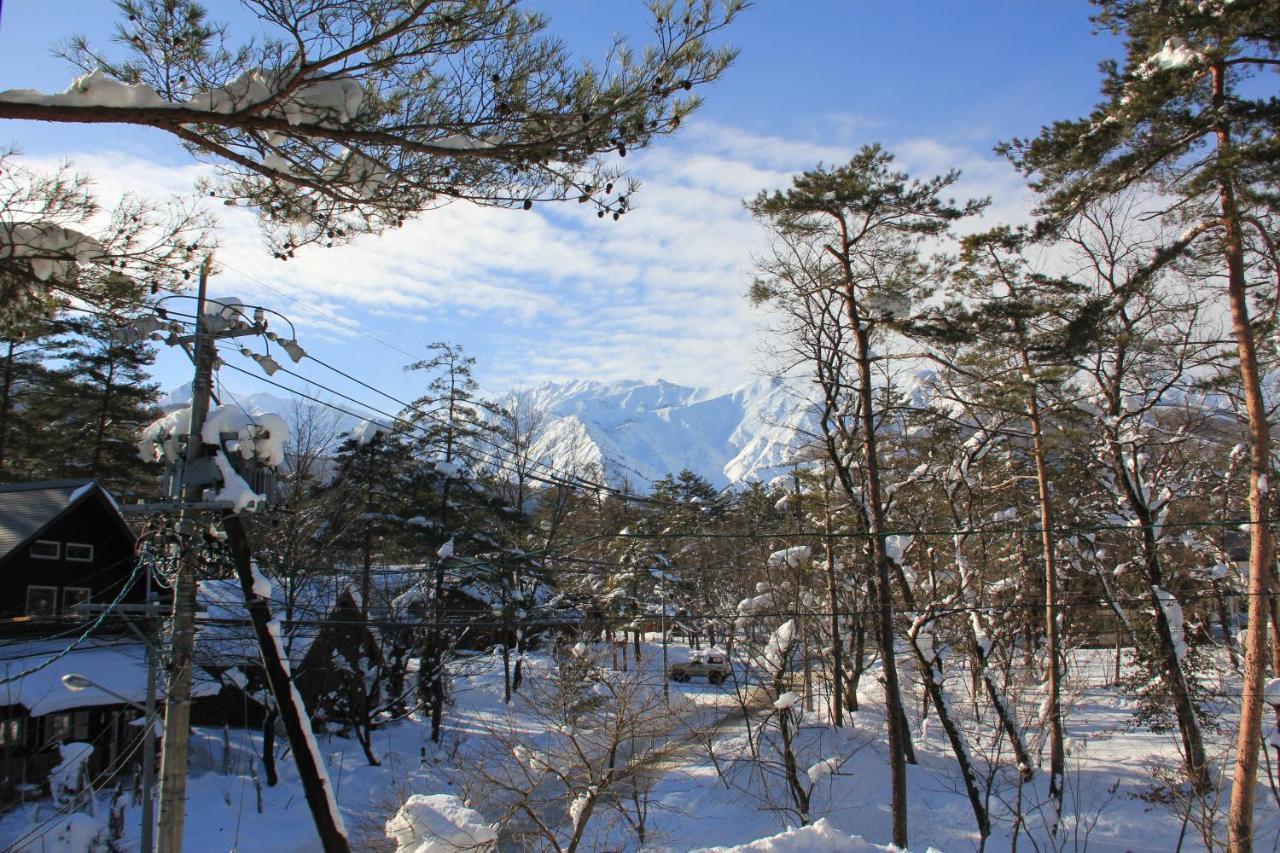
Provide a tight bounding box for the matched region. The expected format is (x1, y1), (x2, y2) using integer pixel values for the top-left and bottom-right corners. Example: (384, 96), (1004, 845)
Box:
(0, 151), (216, 324)
(1, 0), (745, 255)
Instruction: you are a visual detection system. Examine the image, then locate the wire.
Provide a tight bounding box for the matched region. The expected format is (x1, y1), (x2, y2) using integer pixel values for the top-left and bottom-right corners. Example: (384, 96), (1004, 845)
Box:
(216, 259), (420, 361)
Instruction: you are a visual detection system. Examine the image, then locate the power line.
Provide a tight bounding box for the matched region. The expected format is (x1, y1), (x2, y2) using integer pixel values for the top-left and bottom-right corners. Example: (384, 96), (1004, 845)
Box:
(216, 259), (420, 361)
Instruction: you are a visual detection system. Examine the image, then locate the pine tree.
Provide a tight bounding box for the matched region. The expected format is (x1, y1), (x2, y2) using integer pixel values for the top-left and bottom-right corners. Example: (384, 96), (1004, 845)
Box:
(999, 5), (1279, 844)
(403, 341), (499, 743)
(1, 0), (744, 255)
(747, 146), (986, 849)
(47, 315), (163, 497)
(0, 320), (67, 480)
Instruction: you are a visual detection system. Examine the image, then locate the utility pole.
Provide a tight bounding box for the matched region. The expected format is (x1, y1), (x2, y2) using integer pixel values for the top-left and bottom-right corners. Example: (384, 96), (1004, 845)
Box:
(155, 259), (292, 851)
(142, 603), (158, 853)
(140, 259), (348, 851)
(157, 257), (213, 853)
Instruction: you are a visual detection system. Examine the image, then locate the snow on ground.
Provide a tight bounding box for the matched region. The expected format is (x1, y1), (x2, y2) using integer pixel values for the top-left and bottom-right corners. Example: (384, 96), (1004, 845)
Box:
(0, 641), (1270, 851)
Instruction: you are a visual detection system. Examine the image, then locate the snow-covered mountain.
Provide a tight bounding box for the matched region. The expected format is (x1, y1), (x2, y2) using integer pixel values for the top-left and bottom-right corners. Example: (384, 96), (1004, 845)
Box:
(513, 377), (816, 491)
(162, 378), (816, 490)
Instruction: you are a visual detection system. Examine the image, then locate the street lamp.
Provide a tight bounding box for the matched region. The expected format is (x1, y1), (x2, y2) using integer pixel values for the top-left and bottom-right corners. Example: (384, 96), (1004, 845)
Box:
(62, 672), (156, 853)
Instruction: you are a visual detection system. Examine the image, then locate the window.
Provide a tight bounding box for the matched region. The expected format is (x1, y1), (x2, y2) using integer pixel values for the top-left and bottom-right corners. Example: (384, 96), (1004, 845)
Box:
(65, 543), (93, 562)
(30, 540), (59, 560)
(63, 587), (91, 617)
(44, 712), (89, 745)
(25, 586), (56, 618)
(0, 718), (23, 748)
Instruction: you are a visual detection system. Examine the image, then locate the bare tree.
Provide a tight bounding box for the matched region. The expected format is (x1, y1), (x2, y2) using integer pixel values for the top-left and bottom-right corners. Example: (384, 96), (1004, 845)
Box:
(459, 649), (694, 852)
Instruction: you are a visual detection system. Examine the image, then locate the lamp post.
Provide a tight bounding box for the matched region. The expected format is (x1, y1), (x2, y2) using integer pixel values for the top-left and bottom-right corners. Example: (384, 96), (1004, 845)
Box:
(62, 669), (156, 853)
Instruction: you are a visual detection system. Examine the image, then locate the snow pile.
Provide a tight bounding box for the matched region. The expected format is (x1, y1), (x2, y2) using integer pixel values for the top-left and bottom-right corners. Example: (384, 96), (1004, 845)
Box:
(773, 691), (800, 710)
(866, 290), (911, 319)
(1265, 678), (1280, 706)
(805, 757), (841, 786)
(203, 295), (252, 326)
(568, 790), (593, 831)
(763, 619), (796, 671)
(767, 546), (811, 570)
(0, 221), (104, 281)
(884, 534), (913, 563)
(1, 66), (366, 129)
(385, 794), (497, 853)
(0, 67), (169, 109)
(138, 407), (192, 463)
(202, 405), (290, 468)
(49, 742), (94, 805)
(213, 450), (265, 513)
(322, 149), (389, 197)
(1141, 37), (1203, 74)
(691, 818), (893, 852)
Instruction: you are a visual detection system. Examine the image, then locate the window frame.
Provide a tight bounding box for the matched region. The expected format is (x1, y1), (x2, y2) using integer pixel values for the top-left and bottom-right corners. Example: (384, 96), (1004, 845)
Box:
(30, 540), (60, 560)
(25, 585), (57, 618)
(63, 587), (92, 617)
(64, 543), (94, 563)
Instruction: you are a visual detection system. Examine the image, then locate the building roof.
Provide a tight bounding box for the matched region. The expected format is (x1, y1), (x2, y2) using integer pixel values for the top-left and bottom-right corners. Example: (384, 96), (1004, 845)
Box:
(0, 637), (218, 716)
(0, 480), (130, 563)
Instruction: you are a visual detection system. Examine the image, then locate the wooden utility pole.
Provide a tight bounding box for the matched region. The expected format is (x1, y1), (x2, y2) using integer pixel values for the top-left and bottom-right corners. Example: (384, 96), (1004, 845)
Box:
(157, 259), (214, 853)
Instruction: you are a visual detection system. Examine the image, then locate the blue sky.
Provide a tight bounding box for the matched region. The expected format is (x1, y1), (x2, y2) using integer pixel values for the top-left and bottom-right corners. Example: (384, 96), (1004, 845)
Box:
(0, 1), (1119, 406)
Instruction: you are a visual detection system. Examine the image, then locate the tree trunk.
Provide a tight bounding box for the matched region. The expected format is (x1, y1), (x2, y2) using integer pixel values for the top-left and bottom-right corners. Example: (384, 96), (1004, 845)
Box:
(1216, 62), (1276, 853)
(88, 355), (116, 478)
(261, 709), (279, 787)
(224, 514), (351, 853)
(1022, 368), (1065, 832)
(846, 289), (909, 848)
(910, 638), (989, 839)
(0, 338), (15, 473)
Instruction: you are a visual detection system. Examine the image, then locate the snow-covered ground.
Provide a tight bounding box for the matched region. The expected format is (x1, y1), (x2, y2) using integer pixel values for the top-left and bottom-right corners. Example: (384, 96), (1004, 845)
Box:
(0, 642), (1268, 852)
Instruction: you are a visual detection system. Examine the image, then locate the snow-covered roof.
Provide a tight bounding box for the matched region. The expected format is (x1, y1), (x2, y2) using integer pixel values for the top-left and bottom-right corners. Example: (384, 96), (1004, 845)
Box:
(0, 480), (130, 563)
(0, 638), (217, 716)
(196, 575), (366, 667)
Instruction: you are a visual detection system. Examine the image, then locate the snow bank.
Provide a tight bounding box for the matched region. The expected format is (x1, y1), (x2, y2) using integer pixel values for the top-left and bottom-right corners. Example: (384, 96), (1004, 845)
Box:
(50, 742), (93, 805)
(691, 818), (893, 852)
(29, 812), (106, 853)
(385, 794), (497, 852)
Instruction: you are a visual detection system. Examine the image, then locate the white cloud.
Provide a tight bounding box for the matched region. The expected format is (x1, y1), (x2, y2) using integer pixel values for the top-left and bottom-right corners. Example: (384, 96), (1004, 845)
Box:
(13, 121), (1035, 396)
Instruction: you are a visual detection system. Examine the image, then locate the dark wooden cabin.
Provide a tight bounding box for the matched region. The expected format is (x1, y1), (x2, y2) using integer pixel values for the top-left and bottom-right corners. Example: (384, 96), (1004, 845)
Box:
(0, 481), (145, 632)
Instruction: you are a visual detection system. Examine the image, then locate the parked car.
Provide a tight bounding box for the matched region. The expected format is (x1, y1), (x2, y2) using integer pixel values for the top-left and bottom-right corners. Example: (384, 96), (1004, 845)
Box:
(669, 652), (730, 685)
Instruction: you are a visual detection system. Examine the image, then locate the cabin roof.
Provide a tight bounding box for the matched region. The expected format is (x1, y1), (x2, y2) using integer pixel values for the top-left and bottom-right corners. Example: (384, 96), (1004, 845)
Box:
(0, 480), (132, 563)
